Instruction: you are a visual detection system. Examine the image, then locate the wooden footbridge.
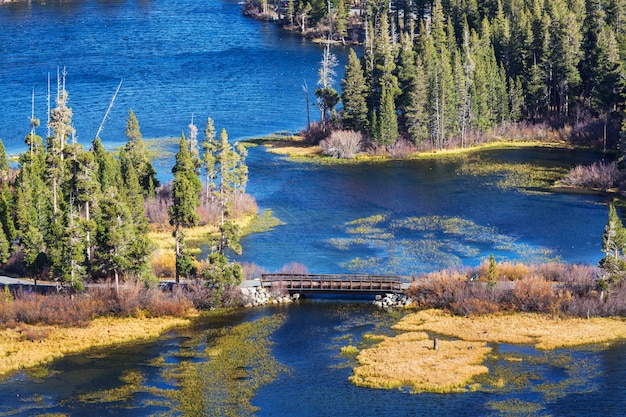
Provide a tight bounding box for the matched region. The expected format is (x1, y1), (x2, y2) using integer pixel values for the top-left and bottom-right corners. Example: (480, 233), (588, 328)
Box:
(260, 273), (415, 295)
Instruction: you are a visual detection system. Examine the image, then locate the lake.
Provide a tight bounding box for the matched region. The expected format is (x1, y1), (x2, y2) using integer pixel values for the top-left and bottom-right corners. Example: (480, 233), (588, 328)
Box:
(1, 1), (624, 416)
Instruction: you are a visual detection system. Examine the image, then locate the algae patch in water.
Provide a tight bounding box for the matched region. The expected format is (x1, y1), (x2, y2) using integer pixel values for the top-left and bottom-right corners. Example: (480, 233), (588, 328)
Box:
(457, 157), (568, 193)
(71, 315), (288, 417)
(329, 214), (558, 275)
(152, 314), (289, 417)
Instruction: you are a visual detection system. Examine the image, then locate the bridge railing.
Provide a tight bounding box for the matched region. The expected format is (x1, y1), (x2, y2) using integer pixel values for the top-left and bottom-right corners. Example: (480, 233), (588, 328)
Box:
(260, 273), (416, 293)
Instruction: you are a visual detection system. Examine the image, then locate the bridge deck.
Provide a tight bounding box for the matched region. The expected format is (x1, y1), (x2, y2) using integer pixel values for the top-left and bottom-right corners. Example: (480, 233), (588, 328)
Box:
(260, 273), (411, 294)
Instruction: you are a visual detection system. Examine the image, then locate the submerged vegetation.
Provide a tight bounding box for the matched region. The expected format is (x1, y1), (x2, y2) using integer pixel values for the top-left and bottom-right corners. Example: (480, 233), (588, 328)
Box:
(329, 213), (558, 275)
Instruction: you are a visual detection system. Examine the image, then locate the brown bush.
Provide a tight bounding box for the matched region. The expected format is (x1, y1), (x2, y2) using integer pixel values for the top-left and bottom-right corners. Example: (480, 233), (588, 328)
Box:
(145, 185), (172, 226)
(274, 262), (309, 274)
(10, 290), (107, 327)
(141, 285), (193, 317)
(22, 327), (51, 342)
(511, 276), (557, 313)
(387, 138), (416, 158)
(560, 161), (622, 190)
(0, 300), (16, 327)
(450, 298), (501, 316)
(184, 281), (217, 310)
(301, 121), (330, 145)
(406, 270), (466, 309)
(470, 260), (530, 281)
(242, 262), (268, 280)
(320, 130), (363, 158)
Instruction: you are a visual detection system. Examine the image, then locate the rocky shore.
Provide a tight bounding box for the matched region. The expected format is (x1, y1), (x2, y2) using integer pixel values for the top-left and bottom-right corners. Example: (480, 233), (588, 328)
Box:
(240, 285), (300, 307)
(373, 293), (413, 309)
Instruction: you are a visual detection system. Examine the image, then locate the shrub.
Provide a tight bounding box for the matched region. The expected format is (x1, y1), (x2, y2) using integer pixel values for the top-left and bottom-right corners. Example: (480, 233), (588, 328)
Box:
(301, 121), (330, 145)
(320, 130), (363, 158)
(151, 250), (176, 279)
(470, 260), (530, 281)
(242, 262), (268, 280)
(560, 161), (622, 190)
(274, 262), (309, 274)
(406, 270), (466, 309)
(511, 276), (556, 313)
(387, 138), (416, 158)
(450, 298), (500, 316)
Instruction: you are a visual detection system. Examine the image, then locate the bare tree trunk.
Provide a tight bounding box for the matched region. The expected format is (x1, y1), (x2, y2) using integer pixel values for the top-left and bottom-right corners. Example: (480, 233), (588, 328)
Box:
(174, 225), (180, 284)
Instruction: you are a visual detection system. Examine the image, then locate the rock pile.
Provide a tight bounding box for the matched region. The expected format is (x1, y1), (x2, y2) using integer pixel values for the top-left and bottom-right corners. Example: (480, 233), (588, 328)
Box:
(240, 286), (299, 307)
(373, 293), (413, 308)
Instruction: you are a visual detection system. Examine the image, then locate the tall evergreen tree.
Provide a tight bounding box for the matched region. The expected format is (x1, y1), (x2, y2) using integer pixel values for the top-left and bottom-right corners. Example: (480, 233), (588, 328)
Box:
(169, 134), (201, 283)
(600, 203), (626, 281)
(405, 56), (430, 145)
(341, 49), (369, 132)
(93, 190), (136, 292)
(124, 109), (159, 196)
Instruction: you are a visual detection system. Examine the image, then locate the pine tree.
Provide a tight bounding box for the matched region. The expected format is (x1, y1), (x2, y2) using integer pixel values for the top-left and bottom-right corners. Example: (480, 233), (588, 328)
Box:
(0, 184), (16, 245)
(340, 49), (369, 132)
(0, 139), (9, 185)
(376, 82), (399, 145)
(93, 190), (136, 292)
(92, 137), (119, 192)
(124, 109), (159, 196)
(169, 134), (201, 283)
(371, 9), (400, 145)
(600, 203), (626, 281)
(396, 32), (417, 115)
(405, 56), (430, 145)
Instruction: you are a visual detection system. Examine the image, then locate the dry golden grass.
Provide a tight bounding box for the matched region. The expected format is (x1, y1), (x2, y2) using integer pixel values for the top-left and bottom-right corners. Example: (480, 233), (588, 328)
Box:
(0, 316), (191, 377)
(149, 214), (254, 252)
(350, 331), (491, 393)
(411, 140), (571, 160)
(393, 309), (626, 350)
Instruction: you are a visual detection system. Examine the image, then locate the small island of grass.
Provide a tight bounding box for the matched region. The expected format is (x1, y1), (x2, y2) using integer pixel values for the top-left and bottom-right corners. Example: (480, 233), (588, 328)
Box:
(349, 309), (626, 393)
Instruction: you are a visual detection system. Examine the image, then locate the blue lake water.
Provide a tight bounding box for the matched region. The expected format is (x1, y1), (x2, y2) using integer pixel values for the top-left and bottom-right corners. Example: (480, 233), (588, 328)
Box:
(1, 1), (625, 416)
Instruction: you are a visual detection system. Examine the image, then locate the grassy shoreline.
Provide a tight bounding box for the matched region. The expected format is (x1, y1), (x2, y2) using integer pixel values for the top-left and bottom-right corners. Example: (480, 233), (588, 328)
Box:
(0, 315), (193, 378)
(349, 309), (626, 393)
(246, 135), (587, 163)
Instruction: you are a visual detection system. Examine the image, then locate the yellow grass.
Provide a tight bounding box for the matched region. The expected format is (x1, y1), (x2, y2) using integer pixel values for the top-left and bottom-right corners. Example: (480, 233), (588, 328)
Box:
(253, 135), (572, 162)
(0, 316), (191, 377)
(149, 214), (255, 252)
(411, 140), (569, 160)
(350, 331), (491, 393)
(393, 309), (626, 350)
(350, 309), (626, 393)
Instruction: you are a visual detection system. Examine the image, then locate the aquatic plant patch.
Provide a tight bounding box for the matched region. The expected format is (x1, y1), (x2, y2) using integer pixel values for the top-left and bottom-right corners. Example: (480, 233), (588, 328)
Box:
(329, 214), (558, 275)
(150, 315), (288, 417)
(456, 157), (568, 192)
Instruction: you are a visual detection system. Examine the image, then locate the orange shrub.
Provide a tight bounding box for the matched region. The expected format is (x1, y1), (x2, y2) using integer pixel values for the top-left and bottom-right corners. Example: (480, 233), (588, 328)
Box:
(511, 276), (557, 313)
(450, 298), (501, 316)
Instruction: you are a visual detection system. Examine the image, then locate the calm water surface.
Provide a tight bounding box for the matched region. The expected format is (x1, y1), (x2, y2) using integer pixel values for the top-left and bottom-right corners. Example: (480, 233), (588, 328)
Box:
(1, 1), (625, 416)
